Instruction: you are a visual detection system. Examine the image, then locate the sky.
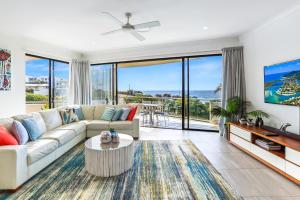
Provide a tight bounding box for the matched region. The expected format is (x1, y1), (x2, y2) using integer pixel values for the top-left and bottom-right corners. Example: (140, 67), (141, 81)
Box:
(27, 56), (222, 91)
(26, 59), (69, 79)
(118, 56), (222, 91)
(265, 59), (300, 75)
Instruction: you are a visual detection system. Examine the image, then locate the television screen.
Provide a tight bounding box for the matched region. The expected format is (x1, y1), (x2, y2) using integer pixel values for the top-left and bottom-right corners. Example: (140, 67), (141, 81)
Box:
(264, 59), (300, 106)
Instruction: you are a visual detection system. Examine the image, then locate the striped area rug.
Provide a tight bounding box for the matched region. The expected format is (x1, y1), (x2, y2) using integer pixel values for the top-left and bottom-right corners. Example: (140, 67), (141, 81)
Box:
(0, 140), (242, 200)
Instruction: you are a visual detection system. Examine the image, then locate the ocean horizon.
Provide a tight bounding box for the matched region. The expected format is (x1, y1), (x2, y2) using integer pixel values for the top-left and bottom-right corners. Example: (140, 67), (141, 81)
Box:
(142, 90), (220, 100)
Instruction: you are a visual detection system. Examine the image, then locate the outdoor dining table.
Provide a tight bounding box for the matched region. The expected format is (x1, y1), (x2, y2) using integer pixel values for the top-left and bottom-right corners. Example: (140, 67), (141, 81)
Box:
(141, 103), (163, 125)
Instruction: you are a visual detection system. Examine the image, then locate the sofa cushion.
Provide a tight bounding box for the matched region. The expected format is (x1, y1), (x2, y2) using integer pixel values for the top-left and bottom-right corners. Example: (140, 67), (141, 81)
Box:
(11, 120), (29, 145)
(0, 118), (14, 133)
(31, 112), (47, 134)
(94, 105), (109, 119)
(86, 120), (110, 130)
(109, 121), (133, 130)
(81, 106), (95, 120)
(74, 107), (84, 120)
(59, 108), (79, 125)
(0, 125), (18, 146)
(55, 122), (86, 135)
(13, 113), (47, 134)
(112, 108), (123, 121)
(39, 109), (63, 131)
(127, 106), (138, 121)
(40, 130), (76, 146)
(101, 107), (115, 121)
(120, 108), (130, 121)
(21, 118), (43, 141)
(27, 139), (59, 165)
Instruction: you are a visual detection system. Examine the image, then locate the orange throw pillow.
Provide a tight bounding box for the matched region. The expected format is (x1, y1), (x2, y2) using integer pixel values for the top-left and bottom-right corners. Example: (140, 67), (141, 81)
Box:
(0, 126), (18, 146)
(127, 106), (138, 121)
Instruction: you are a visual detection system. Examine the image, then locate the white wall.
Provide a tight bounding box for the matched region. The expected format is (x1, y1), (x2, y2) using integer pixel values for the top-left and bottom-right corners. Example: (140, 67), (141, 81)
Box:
(0, 33), (81, 118)
(87, 37), (240, 64)
(240, 5), (300, 134)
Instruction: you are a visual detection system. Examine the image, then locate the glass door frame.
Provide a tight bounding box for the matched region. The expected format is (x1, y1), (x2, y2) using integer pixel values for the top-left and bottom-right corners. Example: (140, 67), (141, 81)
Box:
(25, 53), (69, 108)
(92, 53), (221, 132)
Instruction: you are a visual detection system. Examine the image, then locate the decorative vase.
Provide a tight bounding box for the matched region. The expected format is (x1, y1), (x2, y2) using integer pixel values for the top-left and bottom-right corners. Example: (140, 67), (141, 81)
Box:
(255, 117), (264, 127)
(100, 131), (112, 143)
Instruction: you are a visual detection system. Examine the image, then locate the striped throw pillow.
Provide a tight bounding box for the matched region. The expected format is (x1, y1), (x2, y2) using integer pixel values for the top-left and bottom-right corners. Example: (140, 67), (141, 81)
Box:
(101, 107), (115, 121)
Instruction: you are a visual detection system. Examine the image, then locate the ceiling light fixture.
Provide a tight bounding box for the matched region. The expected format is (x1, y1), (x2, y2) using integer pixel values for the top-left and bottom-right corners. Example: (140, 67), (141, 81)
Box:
(203, 26), (208, 30)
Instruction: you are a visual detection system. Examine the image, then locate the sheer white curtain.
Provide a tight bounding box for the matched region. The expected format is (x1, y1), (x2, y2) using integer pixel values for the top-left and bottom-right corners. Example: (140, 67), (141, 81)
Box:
(69, 59), (91, 105)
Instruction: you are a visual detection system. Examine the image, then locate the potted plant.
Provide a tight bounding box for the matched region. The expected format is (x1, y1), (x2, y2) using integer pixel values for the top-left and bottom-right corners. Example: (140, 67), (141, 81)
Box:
(247, 110), (269, 127)
(211, 96), (245, 138)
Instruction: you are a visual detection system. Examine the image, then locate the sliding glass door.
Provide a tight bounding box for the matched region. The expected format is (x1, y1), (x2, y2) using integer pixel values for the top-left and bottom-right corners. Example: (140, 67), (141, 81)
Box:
(183, 55), (222, 131)
(91, 54), (222, 131)
(25, 54), (69, 112)
(53, 61), (70, 107)
(117, 59), (183, 129)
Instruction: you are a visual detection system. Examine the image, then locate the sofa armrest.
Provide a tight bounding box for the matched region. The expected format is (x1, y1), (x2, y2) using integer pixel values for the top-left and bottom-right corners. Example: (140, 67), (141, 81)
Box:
(132, 117), (140, 139)
(0, 145), (28, 190)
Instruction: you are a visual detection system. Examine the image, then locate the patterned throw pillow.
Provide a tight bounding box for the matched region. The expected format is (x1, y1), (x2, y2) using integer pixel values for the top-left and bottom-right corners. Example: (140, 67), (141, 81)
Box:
(11, 120), (29, 145)
(120, 108), (130, 121)
(59, 108), (79, 125)
(112, 108), (123, 121)
(101, 107), (115, 121)
(21, 118), (42, 141)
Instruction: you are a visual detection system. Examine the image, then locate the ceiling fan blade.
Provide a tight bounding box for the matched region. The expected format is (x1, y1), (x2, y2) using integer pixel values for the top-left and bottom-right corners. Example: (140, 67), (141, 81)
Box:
(130, 30), (145, 41)
(133, 21), (160, 29)
(101, 28), (123, 36)
(101, 11), (124, 25)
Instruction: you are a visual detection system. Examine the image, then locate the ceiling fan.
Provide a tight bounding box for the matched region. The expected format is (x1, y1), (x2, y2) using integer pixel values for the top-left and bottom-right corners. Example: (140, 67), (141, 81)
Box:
(101, 12), (161, 41)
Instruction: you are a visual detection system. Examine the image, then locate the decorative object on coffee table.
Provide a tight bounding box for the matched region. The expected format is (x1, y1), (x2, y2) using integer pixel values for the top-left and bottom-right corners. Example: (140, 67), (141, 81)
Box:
(110, 128), (120, 143)
(247, 110), (269, 127)
(100, 131), (112, 143)
(85, 133), (134, 177)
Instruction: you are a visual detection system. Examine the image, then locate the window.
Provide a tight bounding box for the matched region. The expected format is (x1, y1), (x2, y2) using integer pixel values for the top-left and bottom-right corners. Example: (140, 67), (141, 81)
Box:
(25, 55), (69, 112)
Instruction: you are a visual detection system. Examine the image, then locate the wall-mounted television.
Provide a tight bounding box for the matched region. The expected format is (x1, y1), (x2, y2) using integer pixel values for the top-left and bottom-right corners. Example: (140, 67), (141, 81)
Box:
(264, 59), (300, 106)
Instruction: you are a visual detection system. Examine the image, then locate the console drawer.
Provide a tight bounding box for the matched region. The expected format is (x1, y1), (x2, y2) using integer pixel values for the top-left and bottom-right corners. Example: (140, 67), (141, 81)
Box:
(230, 133), (251, 151)
(286, 147), (300, 166)
(250, 144), (285, 171)
(286, 161), (300, 181)
(230, 125), (251, 141)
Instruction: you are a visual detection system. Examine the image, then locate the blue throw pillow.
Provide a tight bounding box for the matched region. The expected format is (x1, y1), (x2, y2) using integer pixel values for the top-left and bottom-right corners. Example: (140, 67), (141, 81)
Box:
(11, 120), (29, 145)
(21, 118), (42, 141)
(101, 107), (115, 121)
(120, 108), (130, 121)
(74, 107), (84, 120)
(112, 108), (123, 121)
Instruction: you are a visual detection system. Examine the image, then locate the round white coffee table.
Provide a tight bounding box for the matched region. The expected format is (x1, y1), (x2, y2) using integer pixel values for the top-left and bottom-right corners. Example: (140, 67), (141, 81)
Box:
(85, 133), (134, 177)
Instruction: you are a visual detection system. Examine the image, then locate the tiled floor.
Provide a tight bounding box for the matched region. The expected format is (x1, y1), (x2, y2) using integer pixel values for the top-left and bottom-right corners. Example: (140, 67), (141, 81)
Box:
(139, 127), (300, 199)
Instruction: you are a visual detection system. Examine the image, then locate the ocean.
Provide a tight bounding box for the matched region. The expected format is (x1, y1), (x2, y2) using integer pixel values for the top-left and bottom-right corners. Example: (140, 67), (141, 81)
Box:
(142, 90), (220, 100)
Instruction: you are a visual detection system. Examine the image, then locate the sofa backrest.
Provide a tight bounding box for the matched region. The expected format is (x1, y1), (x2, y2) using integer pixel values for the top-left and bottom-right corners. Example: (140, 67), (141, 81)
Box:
(13, 112), (47, 134)
(0, 118), (14, 132)
(81, 105), (95, 120)
(39, 109), (62, 131)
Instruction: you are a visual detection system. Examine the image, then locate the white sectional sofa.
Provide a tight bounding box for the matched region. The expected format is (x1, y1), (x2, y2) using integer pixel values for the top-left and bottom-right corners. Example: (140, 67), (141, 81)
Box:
(0, 104), (139, 190)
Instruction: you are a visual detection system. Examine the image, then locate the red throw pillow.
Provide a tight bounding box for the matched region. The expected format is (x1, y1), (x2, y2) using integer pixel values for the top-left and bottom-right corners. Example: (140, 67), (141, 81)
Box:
(0, 126), (18, 146)
(127, 106), (138, 121)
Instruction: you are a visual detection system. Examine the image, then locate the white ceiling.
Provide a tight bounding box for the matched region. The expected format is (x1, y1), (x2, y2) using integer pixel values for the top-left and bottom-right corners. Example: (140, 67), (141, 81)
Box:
(0, 0), (299, 53)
